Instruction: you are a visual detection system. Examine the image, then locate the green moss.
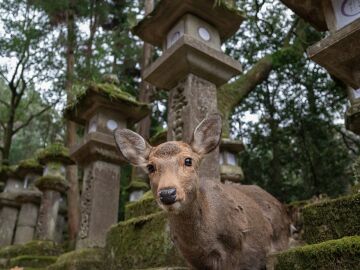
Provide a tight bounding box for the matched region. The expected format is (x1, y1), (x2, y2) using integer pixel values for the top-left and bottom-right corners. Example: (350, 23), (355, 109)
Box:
(275, 236), (360, 270)
(9, 256), (57, 268)
(0, 241), (64, 259)
(34, 175), (68, 193)
(36, 144), (73, 165)
(18, 159), (43, 176)
(302, 194), (360, 244)
(0, 165), (19, 180)
(149, 129), (167, 146)
(47, 248), (104, 270)
(125, 192), (160, 220)
(105, 212), (185, 269)
(125, 179), (149, 193)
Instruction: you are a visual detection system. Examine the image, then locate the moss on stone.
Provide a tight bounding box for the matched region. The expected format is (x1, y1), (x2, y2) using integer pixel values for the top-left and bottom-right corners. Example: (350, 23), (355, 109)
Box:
(9, 255), (57, 268)
(0, 165), (19, 180)
(125, 179), (149, 193)
(275, 236), (360, 270)
(36, 144), (73, 165)
(34, 175), (68, 193)
(0, 241), (63, 259)
(149, 129), (167, 146)
(18, 159), (43, 177)
(302, 194), (360, 244)
(47, 248), (104, 270)
(105, 212), (185, 270)
(125, 192), (160, 220)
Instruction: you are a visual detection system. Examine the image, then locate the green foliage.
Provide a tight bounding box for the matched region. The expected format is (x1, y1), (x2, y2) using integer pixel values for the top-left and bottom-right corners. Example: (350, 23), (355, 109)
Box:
(275, 236), (360, 270)
(302, 194), (360, 244)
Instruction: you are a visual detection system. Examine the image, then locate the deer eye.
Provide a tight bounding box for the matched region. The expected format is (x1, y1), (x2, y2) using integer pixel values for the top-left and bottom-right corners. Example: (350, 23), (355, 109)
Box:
(147, 164), (155, 174)
(184, 158), (192, 167)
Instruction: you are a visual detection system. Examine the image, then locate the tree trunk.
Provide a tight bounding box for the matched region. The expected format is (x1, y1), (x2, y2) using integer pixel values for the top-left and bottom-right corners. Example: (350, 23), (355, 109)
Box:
(137, 0), (155, 140)
(65, 1), (80, 247)
(85, 0), (98, 79)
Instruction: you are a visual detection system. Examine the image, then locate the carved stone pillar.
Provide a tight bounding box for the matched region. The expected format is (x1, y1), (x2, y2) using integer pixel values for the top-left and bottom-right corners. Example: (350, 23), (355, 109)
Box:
(133, 0), (244, 182)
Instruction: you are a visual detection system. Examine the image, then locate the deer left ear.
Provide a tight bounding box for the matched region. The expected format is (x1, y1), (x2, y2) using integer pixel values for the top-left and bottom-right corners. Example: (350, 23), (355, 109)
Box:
(191, 113), (222, 156)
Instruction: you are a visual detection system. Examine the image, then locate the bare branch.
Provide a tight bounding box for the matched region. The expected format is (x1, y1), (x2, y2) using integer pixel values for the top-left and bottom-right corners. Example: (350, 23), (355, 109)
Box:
(12, 104), (53, 135)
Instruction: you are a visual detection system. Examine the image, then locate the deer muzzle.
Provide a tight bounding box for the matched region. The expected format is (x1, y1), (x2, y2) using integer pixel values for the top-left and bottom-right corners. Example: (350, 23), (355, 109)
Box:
(158, 188), (177, 205)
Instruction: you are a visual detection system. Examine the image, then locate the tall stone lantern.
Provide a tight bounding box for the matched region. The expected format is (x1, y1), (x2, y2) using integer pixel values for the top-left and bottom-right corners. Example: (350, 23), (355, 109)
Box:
(13, 159), (43, 244)
(133, 0), (244, 181)
(220, 138), (245, 183)
(0, 165), (22, 246)
(64, 79), (150, 248)
(280, 0), (360, 133)
(34, 144), (73, 242)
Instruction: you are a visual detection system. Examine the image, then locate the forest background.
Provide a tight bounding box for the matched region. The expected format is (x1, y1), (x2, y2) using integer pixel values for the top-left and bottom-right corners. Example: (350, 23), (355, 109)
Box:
(1, 0), (359, 208)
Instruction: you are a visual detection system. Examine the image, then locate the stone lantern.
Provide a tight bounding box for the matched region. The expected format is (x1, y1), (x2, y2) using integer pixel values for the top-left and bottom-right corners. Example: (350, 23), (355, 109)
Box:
(34, 143), (73, 242)
(13, 159), (43, 244)
(133, 0), (244, 181)
(0, 165), (22, 246)
(280, 1), (360, 133)
(64, 78), (150, 248)
(219, 138), (245, 183)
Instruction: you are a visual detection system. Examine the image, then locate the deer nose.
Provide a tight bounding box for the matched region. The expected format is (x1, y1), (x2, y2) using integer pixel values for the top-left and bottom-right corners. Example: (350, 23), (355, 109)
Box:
(158, 188), (177, 205)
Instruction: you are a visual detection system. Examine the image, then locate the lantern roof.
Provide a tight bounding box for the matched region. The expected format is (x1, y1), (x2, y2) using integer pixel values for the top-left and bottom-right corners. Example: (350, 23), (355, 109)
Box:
(64, 83), (151, 125)
(280, 0), (328, 31)
(133, 0), (245, 47)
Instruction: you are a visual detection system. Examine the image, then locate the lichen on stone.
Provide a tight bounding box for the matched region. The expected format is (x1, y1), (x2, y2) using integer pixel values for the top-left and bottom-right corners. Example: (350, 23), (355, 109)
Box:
(125, 191), (160, 220)
(47, 248), (104, 270)
(17, 159), (43, 176)
(9, 255), (57, 268)
(36, 144), (73, 166)
(0, 241), (64, 259)
(275, 236), (360, 270)
(125, 179), (149, 193)
(302, 193), (360, 244)
(34, 175), (68, 193)
(105, 212), (185, 269)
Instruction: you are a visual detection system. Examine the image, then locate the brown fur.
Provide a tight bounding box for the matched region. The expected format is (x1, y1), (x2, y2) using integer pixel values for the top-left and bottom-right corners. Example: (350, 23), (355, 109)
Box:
(114, 115), (290, 270)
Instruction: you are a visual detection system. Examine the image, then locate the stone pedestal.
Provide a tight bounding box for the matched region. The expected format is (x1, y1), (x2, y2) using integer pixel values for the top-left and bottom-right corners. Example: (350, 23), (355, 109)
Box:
(13, 191), (42, 244)
(35, 144), (72, 242)
(219, 138), (245, 183)
(167, 74), (220, 180)
(64, 79), (150, 249)
(0, 167), (22, 246)
(77, 161), (121, 248)
(0, 196), (20, 246)
(133, 0), (244, 182)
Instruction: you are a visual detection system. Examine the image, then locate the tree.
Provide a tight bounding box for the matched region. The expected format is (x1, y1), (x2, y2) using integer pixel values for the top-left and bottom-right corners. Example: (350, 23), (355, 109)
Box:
(0, 0), (62, 165)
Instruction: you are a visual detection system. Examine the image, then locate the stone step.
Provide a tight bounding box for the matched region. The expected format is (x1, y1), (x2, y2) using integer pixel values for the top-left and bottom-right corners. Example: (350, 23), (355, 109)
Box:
(46, 248), (104, 270)
(302, 193), (360, 244)
(0, 241), (63, 269)
(125, 192), (161, 220)
(105, 212), (186, 270)
(9, 255), (57, 268)
(268, 236), (360, 270)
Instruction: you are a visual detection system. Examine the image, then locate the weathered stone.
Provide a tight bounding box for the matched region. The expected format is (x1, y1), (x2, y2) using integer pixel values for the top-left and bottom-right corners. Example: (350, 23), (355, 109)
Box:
(307, 19), (360, 89)
(125, 192), (160, 220)
(17, 159), (43, 179)
(14, 200), (41, 244)
(272, 236), (360, 270)
(220, 164), (244, 183)
(76, 161), (121, 249)
(0, 206), (19, 246)
(167, 74), (220, 181)
(37, 144), (74, 166)
(143, 35), (242, 89)
(47, 248), (104, 270)
(133, 0), (245, 47)
(105, 212), (185, 270)
(345, 102), (360, 135)
(36, 190), (62, 241)
(302, 193), (360, 244)
(9, 255), (57, 268)
(34, 175), (68, 194)
(279, 0), (327, 31)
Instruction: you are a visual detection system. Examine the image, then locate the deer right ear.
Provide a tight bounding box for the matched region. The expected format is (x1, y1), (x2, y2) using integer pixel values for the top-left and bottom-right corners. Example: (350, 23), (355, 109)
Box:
(114, 129), (152, 166)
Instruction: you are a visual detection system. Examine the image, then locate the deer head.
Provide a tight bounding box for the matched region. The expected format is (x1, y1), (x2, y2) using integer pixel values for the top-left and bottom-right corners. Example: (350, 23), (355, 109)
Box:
(114, 114), (222, 213)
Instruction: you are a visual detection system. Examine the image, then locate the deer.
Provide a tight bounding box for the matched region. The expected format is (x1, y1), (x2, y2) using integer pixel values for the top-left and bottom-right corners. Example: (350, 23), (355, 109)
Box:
(114, 114), (290, 270)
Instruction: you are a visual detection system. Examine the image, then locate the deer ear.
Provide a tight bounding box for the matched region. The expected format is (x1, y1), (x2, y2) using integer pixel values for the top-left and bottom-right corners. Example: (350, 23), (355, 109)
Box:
(191, 113), (222, 156)
(114, 129), (152, 166)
